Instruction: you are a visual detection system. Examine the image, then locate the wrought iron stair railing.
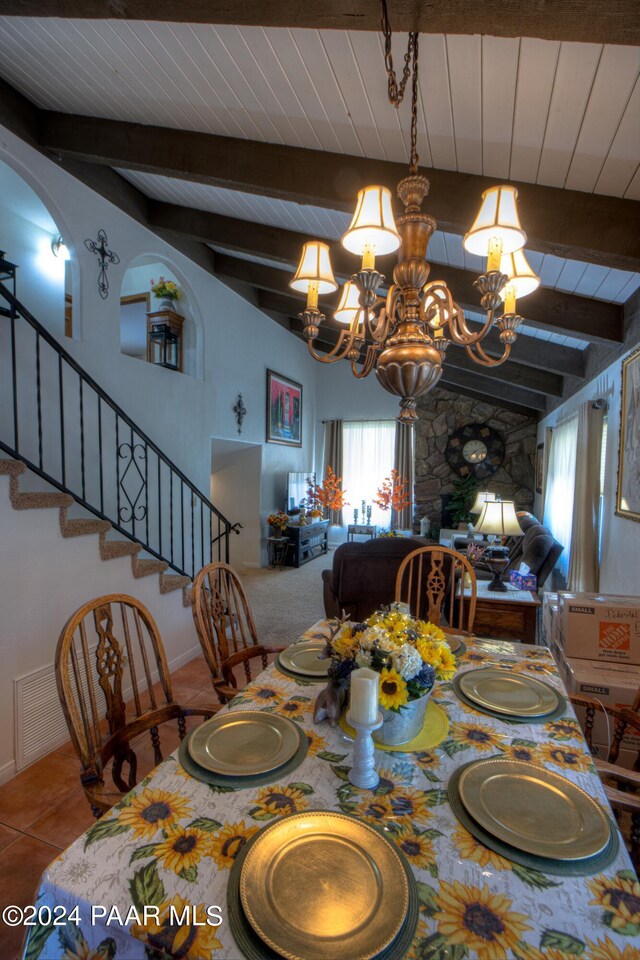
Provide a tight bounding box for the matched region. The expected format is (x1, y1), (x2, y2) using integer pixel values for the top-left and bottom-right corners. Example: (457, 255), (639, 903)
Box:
(0, 266), (234, 579)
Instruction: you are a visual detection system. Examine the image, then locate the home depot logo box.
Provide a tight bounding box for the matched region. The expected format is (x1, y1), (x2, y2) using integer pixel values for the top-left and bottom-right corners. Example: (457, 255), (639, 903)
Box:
(557, 592), (640, 665)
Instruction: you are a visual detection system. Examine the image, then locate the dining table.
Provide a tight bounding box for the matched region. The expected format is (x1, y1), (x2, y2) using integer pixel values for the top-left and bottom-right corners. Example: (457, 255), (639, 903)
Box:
(22, 621), (638, 960)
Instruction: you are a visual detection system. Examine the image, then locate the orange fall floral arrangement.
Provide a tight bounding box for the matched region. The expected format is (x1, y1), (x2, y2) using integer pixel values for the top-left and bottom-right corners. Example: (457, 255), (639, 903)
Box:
(306, 466), (348, 516)
(374, 469), (411, 515)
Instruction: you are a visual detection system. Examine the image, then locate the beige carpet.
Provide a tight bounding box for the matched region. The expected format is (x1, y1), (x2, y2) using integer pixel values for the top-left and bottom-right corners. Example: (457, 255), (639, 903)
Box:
(240, 552), (332, 647)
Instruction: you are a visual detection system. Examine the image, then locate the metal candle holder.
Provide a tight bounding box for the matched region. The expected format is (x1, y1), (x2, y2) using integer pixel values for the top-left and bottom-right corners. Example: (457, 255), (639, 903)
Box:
(347, 710), (383, 790)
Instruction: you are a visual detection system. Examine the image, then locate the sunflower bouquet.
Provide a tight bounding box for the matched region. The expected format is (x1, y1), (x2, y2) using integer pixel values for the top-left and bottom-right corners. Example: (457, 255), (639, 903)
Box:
(328, 607), (456, 713)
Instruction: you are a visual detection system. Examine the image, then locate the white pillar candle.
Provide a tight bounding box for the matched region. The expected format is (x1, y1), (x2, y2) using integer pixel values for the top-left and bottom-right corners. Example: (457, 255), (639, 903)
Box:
(350, 667), (379, 724)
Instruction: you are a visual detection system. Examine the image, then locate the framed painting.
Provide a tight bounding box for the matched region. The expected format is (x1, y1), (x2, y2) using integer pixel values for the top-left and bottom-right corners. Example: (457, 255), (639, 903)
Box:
(266, 370), (302, 447)
(616, 347), (640, 522)
(535, 442), (545, 495)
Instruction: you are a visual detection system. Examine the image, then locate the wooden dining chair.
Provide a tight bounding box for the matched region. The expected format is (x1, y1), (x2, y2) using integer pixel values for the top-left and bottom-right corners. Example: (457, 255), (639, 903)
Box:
(570, 691), (640, 869)
(395, 545), (477, 635)
(56, 593), (217, 818)
(191, 561), (284, 704)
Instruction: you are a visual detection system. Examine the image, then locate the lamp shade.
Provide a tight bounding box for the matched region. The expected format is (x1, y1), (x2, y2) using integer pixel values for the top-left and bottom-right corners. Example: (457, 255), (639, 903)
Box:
(341, 185), (401, 257)
(334, 281), (365, 325)
(470, 490), (497, 515)
(499, 248), (540, 300)
(474, 500), (523, 537)
(289, 241), (338, 295)
(463, 186), (526, 257)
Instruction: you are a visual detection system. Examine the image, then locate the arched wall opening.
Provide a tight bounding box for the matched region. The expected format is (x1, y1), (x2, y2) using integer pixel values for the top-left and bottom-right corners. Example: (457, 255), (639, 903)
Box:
(119, 255), (204, 380)
(0, 153), (79, 340)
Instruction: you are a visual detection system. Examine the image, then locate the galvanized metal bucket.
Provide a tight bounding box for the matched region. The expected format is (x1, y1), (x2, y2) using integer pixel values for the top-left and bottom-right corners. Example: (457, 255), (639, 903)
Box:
(373, 687), (433, 746)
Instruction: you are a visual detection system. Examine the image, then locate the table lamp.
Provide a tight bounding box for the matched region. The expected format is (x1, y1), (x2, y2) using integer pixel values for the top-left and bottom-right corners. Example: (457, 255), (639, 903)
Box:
(473, 500), (523, 591)
(470, 490), (497, 515)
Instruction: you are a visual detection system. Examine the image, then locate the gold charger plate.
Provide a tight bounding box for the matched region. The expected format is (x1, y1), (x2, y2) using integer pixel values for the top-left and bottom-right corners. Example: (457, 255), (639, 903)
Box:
(458, 758), (610, 860)
(279, 641), (329, 677)
(188, 711), (299, 776)
(240, 810), (409, 960)
(459, 667), (559, 717)
(447, 634), (464, 654)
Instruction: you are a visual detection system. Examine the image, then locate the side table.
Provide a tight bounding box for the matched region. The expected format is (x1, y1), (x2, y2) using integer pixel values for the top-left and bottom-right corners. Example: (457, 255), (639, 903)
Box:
(266, 536), (289, 568)
(347, 523), (377, 542)
(463, 580), (541, 644)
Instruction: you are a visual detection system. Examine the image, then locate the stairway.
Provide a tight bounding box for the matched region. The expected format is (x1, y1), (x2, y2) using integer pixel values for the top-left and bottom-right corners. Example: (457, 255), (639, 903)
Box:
(0, 458), (192, 606)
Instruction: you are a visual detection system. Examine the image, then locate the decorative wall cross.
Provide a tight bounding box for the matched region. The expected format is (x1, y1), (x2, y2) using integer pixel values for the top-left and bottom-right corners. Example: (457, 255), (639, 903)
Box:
(84, 229), (120, 299)
(233, 393), (247, 434)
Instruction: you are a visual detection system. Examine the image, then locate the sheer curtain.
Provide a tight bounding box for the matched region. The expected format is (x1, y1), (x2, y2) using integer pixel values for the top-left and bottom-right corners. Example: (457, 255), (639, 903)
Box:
(543, 415), (579, 581)
(342, 420), (395, 527)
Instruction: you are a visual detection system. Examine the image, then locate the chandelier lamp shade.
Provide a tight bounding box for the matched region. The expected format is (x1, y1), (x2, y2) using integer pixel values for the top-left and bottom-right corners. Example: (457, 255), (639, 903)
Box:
(289, 1), (542, 425)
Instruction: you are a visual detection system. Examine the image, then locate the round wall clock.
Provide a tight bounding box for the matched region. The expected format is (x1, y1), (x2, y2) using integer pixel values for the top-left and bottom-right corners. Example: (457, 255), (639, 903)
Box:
(445, 423), (505, 479)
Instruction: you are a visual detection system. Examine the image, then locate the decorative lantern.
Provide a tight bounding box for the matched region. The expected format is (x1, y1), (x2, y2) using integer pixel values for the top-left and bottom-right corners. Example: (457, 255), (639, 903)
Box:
(146, 307), (183, 371)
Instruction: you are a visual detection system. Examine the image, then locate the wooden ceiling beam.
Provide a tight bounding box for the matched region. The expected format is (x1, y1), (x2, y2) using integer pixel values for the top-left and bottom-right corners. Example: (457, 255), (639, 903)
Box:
(40, 111), (640, 273)
(261, 291), (563, 398)
(213, 249), (621, 346)
(2, 1), (638, 45)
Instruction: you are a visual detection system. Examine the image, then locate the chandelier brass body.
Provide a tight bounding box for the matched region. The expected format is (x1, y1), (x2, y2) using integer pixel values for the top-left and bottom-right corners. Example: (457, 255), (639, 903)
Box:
(300, 173), (523, 423)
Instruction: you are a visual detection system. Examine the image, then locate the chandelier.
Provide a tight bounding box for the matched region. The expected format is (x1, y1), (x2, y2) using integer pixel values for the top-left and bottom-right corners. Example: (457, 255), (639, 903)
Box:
(289, 1), (540, 424)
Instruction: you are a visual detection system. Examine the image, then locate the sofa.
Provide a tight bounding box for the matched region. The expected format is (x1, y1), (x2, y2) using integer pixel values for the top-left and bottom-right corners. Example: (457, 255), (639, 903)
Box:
(322, 537), (427, 621)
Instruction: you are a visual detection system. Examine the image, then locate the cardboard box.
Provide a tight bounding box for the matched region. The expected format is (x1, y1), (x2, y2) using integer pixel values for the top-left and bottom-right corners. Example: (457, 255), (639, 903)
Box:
(509, 570), (537, 591)
(557, 592), (640, 664)
(541, 592), (559, 649)
(564, 657), (640, 751)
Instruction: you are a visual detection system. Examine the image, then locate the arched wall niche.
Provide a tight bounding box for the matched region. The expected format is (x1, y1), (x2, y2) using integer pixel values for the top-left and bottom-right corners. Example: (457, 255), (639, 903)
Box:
(119, 254), (204, 380)
(0, 150), (80, 340)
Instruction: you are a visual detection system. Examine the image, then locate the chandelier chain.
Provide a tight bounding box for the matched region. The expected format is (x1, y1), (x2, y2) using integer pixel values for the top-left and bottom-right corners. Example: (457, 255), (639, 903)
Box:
(381, 0), (420, 174)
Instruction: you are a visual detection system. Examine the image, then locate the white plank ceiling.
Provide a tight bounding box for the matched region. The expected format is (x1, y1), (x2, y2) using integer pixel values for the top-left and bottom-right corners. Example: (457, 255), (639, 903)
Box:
(0, 18), (638, 200)
(120, 169), (640, 308)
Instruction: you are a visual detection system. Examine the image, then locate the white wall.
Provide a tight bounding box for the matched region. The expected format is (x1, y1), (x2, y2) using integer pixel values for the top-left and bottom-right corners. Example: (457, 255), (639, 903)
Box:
(536, 348), (640, 596)
(0, 476), (200, 781)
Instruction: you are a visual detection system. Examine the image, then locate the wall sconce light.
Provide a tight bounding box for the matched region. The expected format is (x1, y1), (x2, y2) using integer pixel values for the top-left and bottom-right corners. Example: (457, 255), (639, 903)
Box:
(51, 235), (70, 260)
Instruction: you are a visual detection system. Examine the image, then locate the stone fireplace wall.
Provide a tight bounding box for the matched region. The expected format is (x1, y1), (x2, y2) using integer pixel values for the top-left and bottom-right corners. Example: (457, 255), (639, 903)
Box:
(414, 386), (538, 532)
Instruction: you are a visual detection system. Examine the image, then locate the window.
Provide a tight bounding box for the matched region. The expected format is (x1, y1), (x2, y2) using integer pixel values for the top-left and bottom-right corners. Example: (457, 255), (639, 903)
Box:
(543, 415), (578, 581)
(342, 420), (395, 527)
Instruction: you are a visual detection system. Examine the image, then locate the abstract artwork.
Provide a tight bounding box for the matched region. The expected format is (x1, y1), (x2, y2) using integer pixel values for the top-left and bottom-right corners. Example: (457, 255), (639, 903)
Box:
(616, 347), (640, 522)
(266, 370), (302, 446)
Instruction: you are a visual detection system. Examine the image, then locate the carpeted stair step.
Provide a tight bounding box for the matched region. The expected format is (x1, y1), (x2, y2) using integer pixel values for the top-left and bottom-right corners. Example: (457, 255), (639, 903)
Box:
(59, 507), (111, 538)
(99, 534), (142, 561)
(182, 585), (193, 608)
(160, 572), (191, 594)
(0, 459), (26, 478)
(133, 557), (169, 578)
(11, 489), (74, 510)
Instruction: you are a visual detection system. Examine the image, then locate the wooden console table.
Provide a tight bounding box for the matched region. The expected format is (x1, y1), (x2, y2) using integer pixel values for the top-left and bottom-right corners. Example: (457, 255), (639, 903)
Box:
(347, 523), (377, 542)
(283, 519), (329, 568)
(464, 580), (541, 644)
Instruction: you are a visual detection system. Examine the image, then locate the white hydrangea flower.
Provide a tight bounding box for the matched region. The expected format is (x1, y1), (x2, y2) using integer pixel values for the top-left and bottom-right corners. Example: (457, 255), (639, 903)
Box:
(355, 649), (373, 668)
(391, 643), (422, 680)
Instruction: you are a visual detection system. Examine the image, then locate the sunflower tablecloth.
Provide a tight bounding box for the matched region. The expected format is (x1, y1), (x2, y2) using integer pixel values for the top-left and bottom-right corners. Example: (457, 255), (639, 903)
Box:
(23, 624), (638, 960)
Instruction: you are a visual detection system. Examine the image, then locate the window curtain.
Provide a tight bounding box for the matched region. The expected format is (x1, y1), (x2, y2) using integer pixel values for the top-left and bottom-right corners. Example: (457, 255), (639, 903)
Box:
(567, 403), (605, 592)
(393, 420), (414, 531)
(323, 419), (344, 526)
(543, 415), (579, 581)
(342, 420), (395, 528)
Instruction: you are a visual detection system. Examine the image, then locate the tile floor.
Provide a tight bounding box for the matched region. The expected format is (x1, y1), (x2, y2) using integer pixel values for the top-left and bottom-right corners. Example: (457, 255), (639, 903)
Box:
(0, 653), (218, 960)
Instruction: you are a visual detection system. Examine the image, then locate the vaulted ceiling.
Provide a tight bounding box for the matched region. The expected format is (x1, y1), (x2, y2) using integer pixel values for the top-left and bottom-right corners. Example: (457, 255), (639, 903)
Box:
(0, 2), (639, 415)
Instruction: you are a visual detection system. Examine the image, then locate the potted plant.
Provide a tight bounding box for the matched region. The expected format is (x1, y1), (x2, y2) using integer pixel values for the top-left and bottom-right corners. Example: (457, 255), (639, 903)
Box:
(325, 606), (456, 745)
(266, 511), (289, 538)
(151, 277), (182, 311)
(449, 475), (479, 528)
